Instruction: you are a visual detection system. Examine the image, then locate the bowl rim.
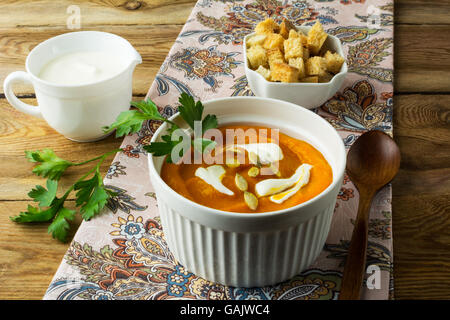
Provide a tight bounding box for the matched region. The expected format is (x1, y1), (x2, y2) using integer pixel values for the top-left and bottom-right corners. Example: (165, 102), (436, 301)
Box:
(243, 25), (348, 86)
(147, 96), (346, 219)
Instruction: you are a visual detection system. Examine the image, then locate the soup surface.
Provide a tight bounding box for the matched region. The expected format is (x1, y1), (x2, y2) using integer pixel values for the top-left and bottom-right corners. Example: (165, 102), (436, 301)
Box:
(160, 125), (332, 213)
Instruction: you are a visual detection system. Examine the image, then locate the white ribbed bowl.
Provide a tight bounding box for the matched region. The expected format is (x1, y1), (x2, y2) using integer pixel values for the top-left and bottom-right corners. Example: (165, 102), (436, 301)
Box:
(147, 97), (346, 287)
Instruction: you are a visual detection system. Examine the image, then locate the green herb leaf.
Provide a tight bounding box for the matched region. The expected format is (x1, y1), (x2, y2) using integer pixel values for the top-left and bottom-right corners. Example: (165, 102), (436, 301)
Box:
(144, 94), (219, 162)
(47, 207), (76, 242)
(178, 93), (204, 129)
(10, 204), (58, 223)
(102, 110), (149, 137)
(143, 134), (183, 163)
(25, 149), (73, 180)
(192, 138), (217, 154)
(74, 169), (109, 220)
(103, 100), (167, 138)
(201, 114), (218, 134)
(28, 179), (58, 207)
(130, 100), (165, 121)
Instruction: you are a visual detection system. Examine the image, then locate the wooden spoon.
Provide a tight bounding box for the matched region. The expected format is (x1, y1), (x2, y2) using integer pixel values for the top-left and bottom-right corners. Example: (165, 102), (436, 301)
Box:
(339, 130), (401, 300)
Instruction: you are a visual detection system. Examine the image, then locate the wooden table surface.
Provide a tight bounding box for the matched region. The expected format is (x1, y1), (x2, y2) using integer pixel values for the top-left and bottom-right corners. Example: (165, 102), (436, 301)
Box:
(0, 0), (449, 300)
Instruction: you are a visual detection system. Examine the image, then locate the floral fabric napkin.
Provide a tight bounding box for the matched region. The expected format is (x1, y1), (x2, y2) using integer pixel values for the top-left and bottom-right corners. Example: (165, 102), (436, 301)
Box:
(44, 0), (394, 300)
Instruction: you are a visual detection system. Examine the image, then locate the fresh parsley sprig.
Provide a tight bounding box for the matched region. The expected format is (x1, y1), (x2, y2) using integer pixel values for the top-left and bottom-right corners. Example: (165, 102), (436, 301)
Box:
(105, 93), (218, 163)
(12, 93), (218, 242)
(11, 148), (121, 242)
(143, 93), (218, 163)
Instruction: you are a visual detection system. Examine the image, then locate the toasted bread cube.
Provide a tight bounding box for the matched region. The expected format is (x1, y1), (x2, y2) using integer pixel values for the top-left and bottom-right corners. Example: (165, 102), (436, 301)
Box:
(288, 57), (305, 79)
(324, 50), (345, 74)
(271, 62), (300, 83)
(306, 56), (327, 76)
(246, 34), (267, 48)
(247, 45), (267, 69)
(289, 29), (308, 45)
(307, 21), (328, 55)
(288, 29), (299, 38)
(267, 48), (285, 67)
(263, 33), (285, 51)
(284, 37), (304, 60)
(300, 76), (319, 83)
(279, 18), (296, 39)
(255, 18), (279, 35)
(319, 72), (334, 83)
(256, 65), (271, 80)
(303, 47), (310, 61)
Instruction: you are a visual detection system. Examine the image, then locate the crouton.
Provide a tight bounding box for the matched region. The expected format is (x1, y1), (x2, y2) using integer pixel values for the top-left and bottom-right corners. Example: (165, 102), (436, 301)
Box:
(267, 48), (285, 67)
(303, 47), (310, 61)
(255, 18), (279, 35)
(324, 50), (345, 74)
(307, 21), (328, 55)
(279, 18), (296, 39)
(247, 45), (267, 69)
(300, 76), (319, 83)
(288, 57), (306, 79)
(246, 34), (267, 48)
(284, 37), (304, 60)
(288, 29), (299, 39)
(263, 33), (285, 51)
(305, 56), (327, 76)
(270, 62), (300, 83)
(319, 72), (334, 83)
(256, 65), (271, 80)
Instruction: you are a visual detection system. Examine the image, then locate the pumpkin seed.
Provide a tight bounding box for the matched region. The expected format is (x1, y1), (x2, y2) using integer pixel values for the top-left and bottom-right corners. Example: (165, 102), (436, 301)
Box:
(235, 173), (248, 191)
(244, 191), (258, 210)
(248, 166), (260, 177)
(248, 151), (260, 166)
(226, 157), (240, 168)
(269, 163), (282, 177)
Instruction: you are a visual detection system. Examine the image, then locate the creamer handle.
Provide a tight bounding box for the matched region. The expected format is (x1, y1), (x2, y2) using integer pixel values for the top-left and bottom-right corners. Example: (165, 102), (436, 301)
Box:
(3, 71), (43, 119)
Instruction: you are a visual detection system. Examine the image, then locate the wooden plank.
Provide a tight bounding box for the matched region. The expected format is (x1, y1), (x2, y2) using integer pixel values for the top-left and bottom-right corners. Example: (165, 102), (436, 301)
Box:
(395, 25), (450, 93)
(392, 94), (450, 299)
(2, 0), (450, 27)
(0, 98), (125, 200)
(2, 25), (449, 96)
(392, 193), (450, 299)
(393, 94), (450, 172)
(0, 0), (196, 28)
(0, 200), (81, 299)
(396, 0), (450, 25)
(0, 25), (183, 96)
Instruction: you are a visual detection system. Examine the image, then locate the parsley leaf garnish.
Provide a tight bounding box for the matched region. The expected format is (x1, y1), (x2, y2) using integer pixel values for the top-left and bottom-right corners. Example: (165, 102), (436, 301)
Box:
(74, 168), (109, 220)
(47, 207), (76, 242)
(102, 99), (168, 137)
(142, 93), (218, 163)
(201, 114), (218, 135)
(11, 148), (121, 242)
(178, 93), (204, 129)
(25, 149), (73, 180)
(28, 179), (58, 207)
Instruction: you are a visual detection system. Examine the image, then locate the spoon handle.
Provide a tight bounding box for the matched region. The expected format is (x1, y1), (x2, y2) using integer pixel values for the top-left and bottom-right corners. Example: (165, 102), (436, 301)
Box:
(339, 188), (375, 300)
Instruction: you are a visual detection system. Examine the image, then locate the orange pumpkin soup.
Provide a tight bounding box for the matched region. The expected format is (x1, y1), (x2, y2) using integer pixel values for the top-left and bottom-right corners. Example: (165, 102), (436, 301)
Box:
(160, 125), (332, 213)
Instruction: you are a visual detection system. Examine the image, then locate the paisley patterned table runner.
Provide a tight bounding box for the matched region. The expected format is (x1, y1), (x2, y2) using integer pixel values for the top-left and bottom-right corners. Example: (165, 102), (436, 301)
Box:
(44, 0), (394, 300)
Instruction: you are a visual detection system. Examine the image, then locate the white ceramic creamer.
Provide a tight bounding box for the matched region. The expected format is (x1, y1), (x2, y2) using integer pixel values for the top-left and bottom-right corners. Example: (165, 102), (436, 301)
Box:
(3, 31), (142, 142)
